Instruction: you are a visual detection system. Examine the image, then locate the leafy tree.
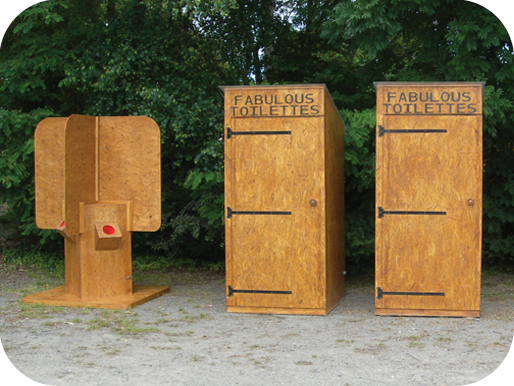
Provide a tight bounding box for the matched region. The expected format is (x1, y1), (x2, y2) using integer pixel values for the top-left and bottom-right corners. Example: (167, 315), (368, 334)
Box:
(1, 0), (240, 267)
(319, 0), (514, 270)
(1, 0), (513, 272)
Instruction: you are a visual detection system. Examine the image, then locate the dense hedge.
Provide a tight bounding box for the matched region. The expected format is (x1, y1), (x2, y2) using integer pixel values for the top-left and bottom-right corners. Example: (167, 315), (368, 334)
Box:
(1, 0), (513, 272)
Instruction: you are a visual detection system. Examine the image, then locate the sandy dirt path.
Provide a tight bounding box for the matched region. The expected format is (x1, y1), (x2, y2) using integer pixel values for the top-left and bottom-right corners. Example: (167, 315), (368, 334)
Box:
(1, 266), (513, 386)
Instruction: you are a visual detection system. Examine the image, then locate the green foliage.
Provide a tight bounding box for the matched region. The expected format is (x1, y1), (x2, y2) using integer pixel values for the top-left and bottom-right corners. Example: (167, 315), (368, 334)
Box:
(0, 108), (58, 244)
(319, 0), (514, 270)
(2, 246), (64, 274)
(340, 108), (376, 271)
(1, 0), (513, 272)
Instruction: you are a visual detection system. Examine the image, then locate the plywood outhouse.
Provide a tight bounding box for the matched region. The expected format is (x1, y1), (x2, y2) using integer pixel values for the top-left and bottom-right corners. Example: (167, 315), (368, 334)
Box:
(374, 82), (483, 317)
(223, 84), (345, 315)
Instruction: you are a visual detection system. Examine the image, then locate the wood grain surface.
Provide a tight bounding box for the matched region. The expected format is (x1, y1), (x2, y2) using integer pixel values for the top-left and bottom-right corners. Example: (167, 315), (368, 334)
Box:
(375, 82), (483, 316)
(31, 115), (166, 308)
(224, 85), (345, 315)
(64, 115), (97, 236)
(21, 285), (169, 310)
(34, 117), (67, 229)
(98, 116), (161, 232)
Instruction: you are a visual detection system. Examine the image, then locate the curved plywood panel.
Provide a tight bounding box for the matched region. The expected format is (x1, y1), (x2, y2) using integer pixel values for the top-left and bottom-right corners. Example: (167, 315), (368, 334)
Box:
(64, 115), (97, 236)
(34, 117), (67, 229)
(98, 116), (161, 232)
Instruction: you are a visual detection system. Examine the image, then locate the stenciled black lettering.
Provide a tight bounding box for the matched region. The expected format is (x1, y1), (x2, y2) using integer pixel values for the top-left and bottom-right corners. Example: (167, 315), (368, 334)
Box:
(393, 104), (402, 114)
(405, 104), (412, 114)
(311, 105), (320, 114)
(387, 92), (396, 102)
(399, 93), (407, 102)
(240, 107), (249, 116)
(234, 95), (243, 105)
(295, 94), (304, 104)
(451, 92), (461, 102)
(285, 94), (294, 104)
(456, 103), (466, 113)
(300, 105), (309, 115)
(270, 105), (279, 116)
(430, 93), (440, 102)
(441, 92), (450, 102)
(244, 95), (253, 105)
(254, 95), (263, 105)
(409, 92), (418, 102)
(420, 92), (429, 102)
(231, 107), (238, 116)
(383, 104), (391, 114)
(467, 103), (477, 113)
(446, 103), (454, 113)
(425, 103), (434, 114)
(462, 92), (471, 102)
(305, 93), (314, 103)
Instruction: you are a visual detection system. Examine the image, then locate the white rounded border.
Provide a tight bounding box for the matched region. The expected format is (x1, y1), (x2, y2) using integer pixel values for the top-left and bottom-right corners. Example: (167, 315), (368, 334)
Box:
(0, 1), (512, 386)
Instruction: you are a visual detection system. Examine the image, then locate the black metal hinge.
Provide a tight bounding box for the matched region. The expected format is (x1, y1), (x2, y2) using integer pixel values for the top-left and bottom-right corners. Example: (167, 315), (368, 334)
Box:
(377, 287), (445, 300)
(228, 286), (292, 297)
(378, 125), (447, 137)
(227, 127), (291, 139)
(227, 207), (292, 219)
(378, 207), (446, 219)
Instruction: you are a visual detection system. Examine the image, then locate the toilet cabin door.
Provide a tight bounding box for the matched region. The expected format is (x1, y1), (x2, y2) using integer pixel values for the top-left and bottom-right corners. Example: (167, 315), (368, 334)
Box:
(225, 115), (325, 311)
(375, 83), (483, 316)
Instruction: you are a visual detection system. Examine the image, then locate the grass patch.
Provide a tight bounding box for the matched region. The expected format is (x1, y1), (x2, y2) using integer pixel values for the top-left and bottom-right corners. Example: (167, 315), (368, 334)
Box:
(85, 309), (156, 334)
(19, 303), (64, 319)
(1, 247), (64, 276)
(179, 313), (211, 323)
(401, 335), (424, 348)
(295, 361), (313, 365)
(165, 331), (194, 337)
(114, 319), (159, 335)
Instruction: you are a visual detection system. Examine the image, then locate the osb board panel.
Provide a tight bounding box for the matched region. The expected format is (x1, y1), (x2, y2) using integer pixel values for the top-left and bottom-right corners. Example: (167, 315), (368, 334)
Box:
(64, 115), (97, 236)
(64, 235), (81, 297)
(223, 84), (325, 118)
(98, 116), (161, 232)
(375, 82), (483, 115)
(225, 115), (325, 310)
(34, 117), (67, 229)
(227, 306), (327, 316)
(380, 115), (481, 211)
(375, 94), (482, 313)
(79, 203), (132, 299)
(22, 285), (169, 310)
(376, 308), (479, 318)
(229, 214), (323, 309)
(323, 94), (346, 311)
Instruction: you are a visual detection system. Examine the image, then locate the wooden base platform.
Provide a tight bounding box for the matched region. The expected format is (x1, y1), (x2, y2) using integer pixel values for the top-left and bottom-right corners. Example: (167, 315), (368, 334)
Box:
(226, 298), (345, 316)
(376, 308), (479, 318)
(21, 285), (169, 310)
(227, 306), (327, 315)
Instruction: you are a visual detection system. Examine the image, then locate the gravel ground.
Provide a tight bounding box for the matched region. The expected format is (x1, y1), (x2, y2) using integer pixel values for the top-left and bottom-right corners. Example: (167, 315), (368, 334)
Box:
(1, 264), (513, 386)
